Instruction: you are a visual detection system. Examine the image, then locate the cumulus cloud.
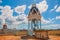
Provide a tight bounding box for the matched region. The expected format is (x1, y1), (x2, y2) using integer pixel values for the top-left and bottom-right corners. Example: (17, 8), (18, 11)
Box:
(1, 5), (13, 19)
(14, 14), (28, 25)
(0, 5), (28, 29)
(28, 0), (48, 13)
(56, 6), (60, 12)
(0, 5), (13, 25)
(0, 5), (16, 29)
(15, 5), (26, 14)
(37, 0), (48, 13)
(5, 16), (16, 25)
(42, 24), (60, 29)
(13, 5), (27, 25)
(8, 13), (28, 29)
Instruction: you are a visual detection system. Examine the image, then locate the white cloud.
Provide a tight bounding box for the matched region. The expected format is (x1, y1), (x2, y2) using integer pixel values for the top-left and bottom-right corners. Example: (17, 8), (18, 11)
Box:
(56, 6), (60, 12)
(14, 14), (28, 24)
(0, 6), (3, 12)
(37, 0), (48, 13)
(5, 16), (16, 24)
(1, 5), (13, 19)
(8, 13), (28, 29)
(14, 5), (26, 14)
(50, 5), (58, 12)
(50, 5), (60, 12)
(28, 0), (48, 13)
(0, 5), (28, 29)
(54, 5), (58, 9)
(41, 17), (51, 24)
(0, 16), (3, 24)
(42, 24), (60, 29)
(41, 16), (55, 24)
(0, 6), (3, 9)
(4, 13), (28, 29)
(0, 5), (14, 25)
(56, 16), (60, 19)
(0, 0), (2, 3)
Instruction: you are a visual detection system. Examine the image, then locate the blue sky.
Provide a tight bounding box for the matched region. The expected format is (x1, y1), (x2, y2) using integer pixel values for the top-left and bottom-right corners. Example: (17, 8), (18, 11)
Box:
(0, 0), (60, 30)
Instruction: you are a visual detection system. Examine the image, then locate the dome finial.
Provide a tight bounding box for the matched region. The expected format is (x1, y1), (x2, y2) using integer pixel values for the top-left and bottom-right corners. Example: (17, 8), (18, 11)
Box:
(32, 0), (36, 7)
(32, 4), (36, 7)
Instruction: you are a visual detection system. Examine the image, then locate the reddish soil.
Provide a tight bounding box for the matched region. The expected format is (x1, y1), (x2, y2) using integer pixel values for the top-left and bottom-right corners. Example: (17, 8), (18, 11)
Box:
(0, 35), (60, 40)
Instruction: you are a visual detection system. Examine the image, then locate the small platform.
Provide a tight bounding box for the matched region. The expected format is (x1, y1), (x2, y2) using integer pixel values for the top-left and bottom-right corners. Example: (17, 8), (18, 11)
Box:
(21, 35), (49, 40)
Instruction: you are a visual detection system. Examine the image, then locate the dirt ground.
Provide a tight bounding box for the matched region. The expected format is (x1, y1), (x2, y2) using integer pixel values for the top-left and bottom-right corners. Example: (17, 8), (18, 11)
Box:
(0, 35), (60, 40)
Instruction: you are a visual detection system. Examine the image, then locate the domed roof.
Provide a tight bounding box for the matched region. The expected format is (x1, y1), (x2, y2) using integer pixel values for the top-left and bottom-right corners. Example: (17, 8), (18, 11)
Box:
(30, 7), (39, 12)
(3, 24), (7, 29)
(30, 4), (39, 12)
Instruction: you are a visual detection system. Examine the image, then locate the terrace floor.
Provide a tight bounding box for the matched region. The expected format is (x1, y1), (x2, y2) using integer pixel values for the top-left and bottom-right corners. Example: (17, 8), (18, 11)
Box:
(0, 35), (60, 40)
